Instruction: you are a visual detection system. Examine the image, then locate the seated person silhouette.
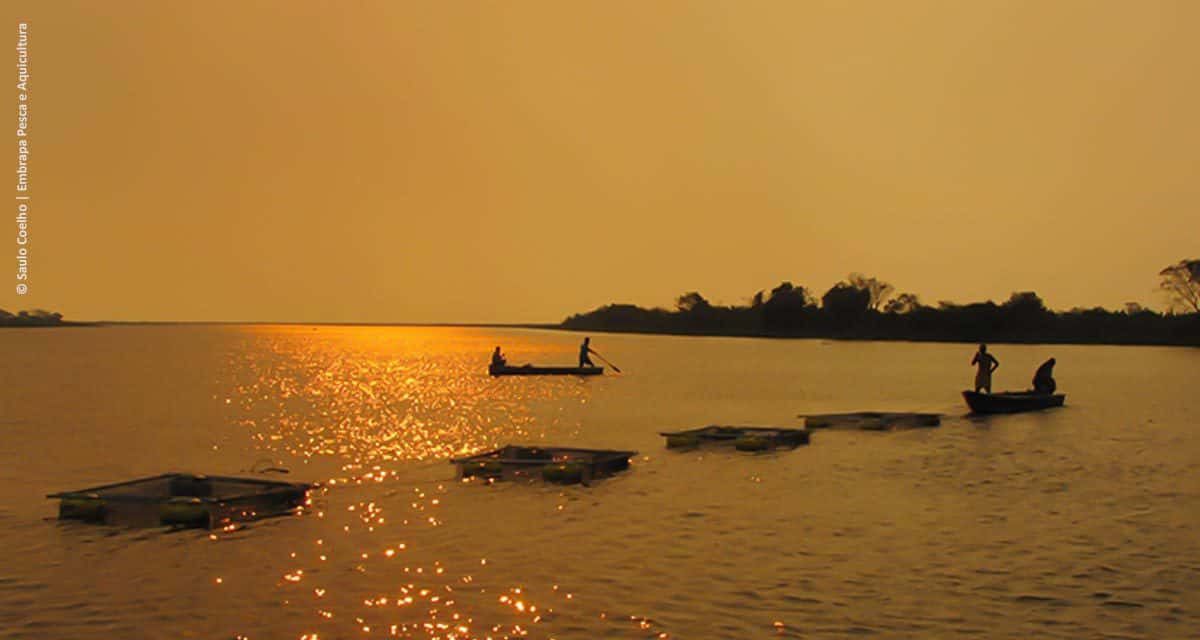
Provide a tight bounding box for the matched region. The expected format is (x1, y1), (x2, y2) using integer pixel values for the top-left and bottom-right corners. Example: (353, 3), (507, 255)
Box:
(1032, 357), (1056, 394)
(491, 346), (507, 368)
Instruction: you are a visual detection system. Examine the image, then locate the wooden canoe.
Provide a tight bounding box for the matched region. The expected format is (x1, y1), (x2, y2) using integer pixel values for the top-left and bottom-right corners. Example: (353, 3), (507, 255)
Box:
(488, 364), (603, 376)
(962, 390), (1065, 414)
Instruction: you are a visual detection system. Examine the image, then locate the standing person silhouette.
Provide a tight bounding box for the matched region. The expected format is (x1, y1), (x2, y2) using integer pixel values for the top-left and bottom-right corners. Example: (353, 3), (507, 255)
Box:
(971, 344), (999, 393)
(579, 337), (597, 368)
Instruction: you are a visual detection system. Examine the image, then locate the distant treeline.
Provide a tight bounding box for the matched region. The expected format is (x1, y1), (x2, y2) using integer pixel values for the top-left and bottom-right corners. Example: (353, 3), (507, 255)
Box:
(561, 271), (1200, 347)
(0, 308), (67, 327)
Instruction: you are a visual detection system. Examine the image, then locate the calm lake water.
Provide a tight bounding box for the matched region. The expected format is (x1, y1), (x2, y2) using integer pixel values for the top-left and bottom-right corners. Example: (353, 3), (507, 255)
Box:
(1, 325), (1198, 639)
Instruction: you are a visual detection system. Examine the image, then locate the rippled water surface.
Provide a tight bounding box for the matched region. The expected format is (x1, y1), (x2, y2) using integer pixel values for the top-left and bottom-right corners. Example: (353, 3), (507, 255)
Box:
(1, 325), (1198, 639)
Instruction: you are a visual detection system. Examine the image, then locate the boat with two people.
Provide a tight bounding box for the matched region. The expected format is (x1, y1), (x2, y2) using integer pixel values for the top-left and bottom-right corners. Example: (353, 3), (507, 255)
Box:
(487, 338), (618, 376)
(963, 349), (1065, 414)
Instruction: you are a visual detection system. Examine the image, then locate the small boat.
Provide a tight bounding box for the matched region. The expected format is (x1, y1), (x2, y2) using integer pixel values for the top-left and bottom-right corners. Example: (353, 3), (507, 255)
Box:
(658, 426), (811, 450)
(488, 364), (603, 376)
(962, 390), (1065, 414)
(802, 412), (941, 430)
(48, 473), (311, 529)
(450, 445), (635, 484)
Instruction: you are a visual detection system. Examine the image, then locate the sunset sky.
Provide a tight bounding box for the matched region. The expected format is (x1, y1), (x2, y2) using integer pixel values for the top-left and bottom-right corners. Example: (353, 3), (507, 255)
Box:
(4, 1), (1197, 323)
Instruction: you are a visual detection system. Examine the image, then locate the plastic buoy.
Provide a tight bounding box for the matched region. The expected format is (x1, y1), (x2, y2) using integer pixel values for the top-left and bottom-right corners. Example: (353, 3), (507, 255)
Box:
(541, 462), (585, 484)
(462, 460), (503, 478)
(60, 494), (105, 522)
(169, 474), (213, 497)
(160, 497), (211, 528)
(666, 434), (700, 449)
(734, 435), (771, 452)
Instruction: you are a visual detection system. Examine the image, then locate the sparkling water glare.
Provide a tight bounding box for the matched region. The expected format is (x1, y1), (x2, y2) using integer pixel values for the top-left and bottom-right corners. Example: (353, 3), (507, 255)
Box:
(1, 325), (1197, 639)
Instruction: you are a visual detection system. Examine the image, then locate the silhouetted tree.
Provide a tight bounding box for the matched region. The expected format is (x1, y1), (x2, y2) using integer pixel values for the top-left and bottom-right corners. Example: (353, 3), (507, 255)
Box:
(0, 308), (65, 326)
(884, 292), (923, 314)
(762, 281), (813, 332)
(30, 309), (63, 322)
(847, 273), (894, 311)
(1123, 302), (1151, 316)
(1159, 259), (1200, 313)
(675, 291), (712, 313)
(999, 291), (1052, 332)
(559, 274), (1197, 346)
(767, 282), (811, 305)
(1002, 291), (1047, 313)
(821, 282), (871, 325)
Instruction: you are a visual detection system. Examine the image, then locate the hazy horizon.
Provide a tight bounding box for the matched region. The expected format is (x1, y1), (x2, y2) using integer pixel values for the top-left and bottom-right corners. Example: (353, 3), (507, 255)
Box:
(4, 1), (1197, 323)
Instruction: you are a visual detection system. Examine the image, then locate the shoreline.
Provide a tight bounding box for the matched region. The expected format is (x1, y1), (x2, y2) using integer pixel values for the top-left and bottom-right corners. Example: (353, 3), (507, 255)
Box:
(24, 320), (561, 329)
(0, 321), (101, 328)
(3, 320), (1196, 348)
(551, 325), (1200, 348)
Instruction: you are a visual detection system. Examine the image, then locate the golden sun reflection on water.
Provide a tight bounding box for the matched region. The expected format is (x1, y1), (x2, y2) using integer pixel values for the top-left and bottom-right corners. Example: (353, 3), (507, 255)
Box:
(218, 326), (626, 639)
(224, 325), (595, 478)
(245, 482), (588, 640)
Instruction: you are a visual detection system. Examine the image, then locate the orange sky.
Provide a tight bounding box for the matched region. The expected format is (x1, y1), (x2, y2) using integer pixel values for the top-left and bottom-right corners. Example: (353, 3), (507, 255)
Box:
(3, 1), (1197, 322)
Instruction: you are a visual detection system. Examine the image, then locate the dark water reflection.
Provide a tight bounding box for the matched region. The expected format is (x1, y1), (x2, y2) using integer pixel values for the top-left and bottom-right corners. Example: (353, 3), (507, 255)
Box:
(1, 326), (1198, 639)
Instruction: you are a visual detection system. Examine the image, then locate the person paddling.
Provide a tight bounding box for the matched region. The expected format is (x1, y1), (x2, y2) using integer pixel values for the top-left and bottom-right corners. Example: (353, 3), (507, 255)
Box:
(1032, 357), (1056, 394)
(579, 337), (597, 368)
(971, 344), (999, 393)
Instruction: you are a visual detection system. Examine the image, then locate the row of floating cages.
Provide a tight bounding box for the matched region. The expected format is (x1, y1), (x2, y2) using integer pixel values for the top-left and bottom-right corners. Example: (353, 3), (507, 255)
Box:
(451, 446), (637, 485)
(660, 426), (812, 451)
(48, 473), (312, 529)
(51, 421), (881, 522)
(657, 413), (942, 451)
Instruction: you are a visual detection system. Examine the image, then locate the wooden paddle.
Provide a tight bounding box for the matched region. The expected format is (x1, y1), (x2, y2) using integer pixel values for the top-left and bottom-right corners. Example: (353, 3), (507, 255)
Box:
(590, 350), (621, 373)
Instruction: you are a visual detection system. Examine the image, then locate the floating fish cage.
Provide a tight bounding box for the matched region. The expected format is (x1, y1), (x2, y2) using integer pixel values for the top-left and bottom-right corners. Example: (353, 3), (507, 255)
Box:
(450, 446), (637, 485)
(802, 412), (942, 431)
(659, 426), (811, 451)
(48, 473), (311, 529)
